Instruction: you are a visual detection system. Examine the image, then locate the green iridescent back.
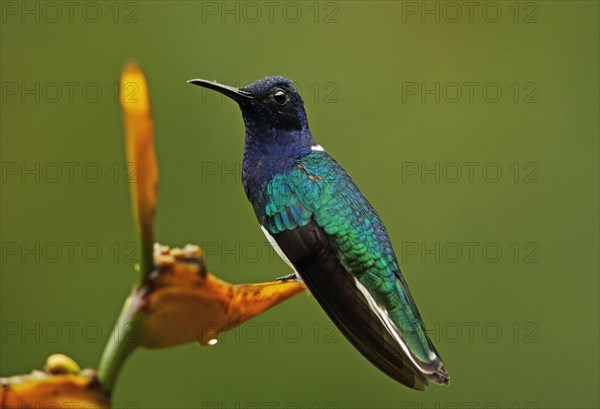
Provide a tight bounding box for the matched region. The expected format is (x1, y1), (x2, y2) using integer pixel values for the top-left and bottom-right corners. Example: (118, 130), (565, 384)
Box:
(254, 150), (436, 366)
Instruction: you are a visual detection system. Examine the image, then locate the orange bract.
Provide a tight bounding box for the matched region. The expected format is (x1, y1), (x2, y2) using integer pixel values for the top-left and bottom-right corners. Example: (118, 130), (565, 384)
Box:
(140, 244), (306, 348)
(120, 62), (158, 278)
(0, 355), (110, 409)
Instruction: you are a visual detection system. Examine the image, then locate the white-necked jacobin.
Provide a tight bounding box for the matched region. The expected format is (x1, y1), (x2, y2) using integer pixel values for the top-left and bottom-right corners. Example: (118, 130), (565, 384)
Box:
(189, 76), (449, 389)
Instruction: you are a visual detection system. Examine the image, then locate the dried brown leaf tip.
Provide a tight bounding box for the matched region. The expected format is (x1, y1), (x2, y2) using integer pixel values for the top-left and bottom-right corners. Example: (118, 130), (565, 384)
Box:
(1, 354), (110, 409)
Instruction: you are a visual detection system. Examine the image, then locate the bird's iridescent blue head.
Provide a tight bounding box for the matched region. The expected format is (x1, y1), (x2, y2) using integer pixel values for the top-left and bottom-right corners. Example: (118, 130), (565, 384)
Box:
(188, 76), (314, 148)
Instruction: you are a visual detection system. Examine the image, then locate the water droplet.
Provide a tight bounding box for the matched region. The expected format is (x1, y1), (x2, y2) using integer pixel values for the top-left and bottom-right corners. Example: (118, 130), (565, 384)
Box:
(198, 338), (219, 347)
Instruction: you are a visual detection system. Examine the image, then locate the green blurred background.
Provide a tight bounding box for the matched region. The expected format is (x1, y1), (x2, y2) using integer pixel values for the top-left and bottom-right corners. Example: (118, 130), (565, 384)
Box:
(1, 1), (598, 408)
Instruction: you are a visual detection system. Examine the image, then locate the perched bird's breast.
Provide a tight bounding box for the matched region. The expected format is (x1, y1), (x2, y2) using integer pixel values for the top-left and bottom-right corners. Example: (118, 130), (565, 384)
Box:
(241, 135), (313, 206)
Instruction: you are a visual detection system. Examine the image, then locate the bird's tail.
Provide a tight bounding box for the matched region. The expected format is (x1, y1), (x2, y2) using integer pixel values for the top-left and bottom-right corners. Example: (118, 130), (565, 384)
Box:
(295, 239), (449, 389)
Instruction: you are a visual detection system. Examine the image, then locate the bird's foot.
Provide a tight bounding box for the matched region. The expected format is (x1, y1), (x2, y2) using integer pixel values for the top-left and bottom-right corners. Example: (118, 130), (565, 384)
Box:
(275, 273), (302, 282)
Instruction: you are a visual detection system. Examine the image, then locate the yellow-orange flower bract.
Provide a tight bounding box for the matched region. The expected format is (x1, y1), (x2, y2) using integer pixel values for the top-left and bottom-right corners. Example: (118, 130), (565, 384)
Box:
(120, 62), (158, 279)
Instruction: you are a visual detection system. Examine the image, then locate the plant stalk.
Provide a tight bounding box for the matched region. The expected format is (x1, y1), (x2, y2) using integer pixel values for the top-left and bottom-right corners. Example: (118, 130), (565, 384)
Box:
(97, 288), (145, 394)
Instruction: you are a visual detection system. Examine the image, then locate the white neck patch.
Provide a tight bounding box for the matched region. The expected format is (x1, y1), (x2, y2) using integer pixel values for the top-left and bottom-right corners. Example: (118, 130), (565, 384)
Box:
(311, 145), (325, 151)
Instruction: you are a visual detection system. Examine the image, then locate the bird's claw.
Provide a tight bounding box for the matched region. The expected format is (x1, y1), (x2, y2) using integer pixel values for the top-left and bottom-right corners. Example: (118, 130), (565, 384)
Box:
(275, 273), (301, 282)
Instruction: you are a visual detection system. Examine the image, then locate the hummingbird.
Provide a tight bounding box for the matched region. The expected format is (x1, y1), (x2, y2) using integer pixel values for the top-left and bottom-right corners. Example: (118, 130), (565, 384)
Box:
(189, 76), (449, 390)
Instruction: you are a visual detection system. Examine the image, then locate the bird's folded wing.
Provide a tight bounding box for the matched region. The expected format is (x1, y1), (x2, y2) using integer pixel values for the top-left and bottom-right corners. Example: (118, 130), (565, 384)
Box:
(258, 152), (448, 388)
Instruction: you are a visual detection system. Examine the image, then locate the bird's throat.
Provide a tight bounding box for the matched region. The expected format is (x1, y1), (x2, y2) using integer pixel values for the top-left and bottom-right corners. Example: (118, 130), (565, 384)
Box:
(242, 126), (315, 188)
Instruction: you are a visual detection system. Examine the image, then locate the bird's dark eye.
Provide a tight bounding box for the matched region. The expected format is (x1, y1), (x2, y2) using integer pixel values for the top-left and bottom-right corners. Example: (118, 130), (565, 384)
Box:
(273, 90), (288, 105)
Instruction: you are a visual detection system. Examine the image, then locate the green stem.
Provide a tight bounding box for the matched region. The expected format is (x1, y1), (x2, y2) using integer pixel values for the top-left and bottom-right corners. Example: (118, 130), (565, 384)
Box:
(137, 218), (155, 286)
(98, 289), (145, 394)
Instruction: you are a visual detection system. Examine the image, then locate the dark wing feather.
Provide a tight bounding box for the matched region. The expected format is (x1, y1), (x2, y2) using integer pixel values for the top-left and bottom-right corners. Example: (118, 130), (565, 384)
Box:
(273, 220), (428, 390)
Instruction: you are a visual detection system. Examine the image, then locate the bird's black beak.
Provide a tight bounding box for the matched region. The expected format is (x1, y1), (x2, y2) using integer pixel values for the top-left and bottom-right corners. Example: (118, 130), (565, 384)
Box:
(188, 79), (254, 102)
